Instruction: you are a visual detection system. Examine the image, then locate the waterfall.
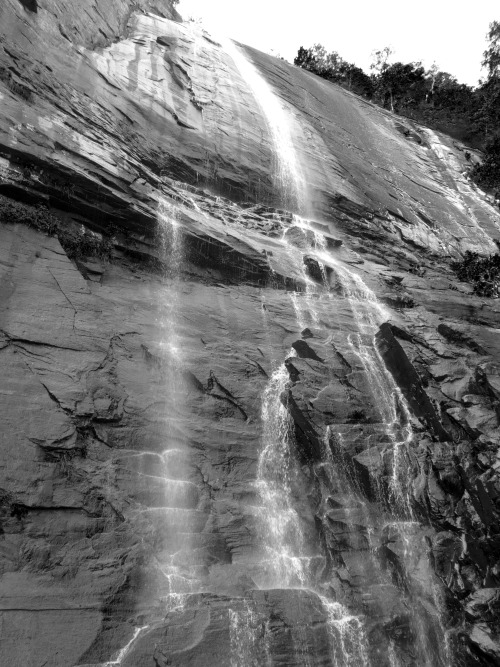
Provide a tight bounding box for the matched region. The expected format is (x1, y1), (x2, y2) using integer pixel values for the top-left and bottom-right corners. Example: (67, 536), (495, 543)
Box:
(252, 275), (371, 667)
(229, 604), (272, 667)
(224, 39), (452, 667)
(223, 39), (306, 213)
(282, 215), (324, 326)
(316, 257), (453, 667)
(254, 355), (310, 589)
(322, 600), (370, 667)
(226, 43), (370, 667)
(328, 260), (415, 517)
(102, 627), (149, 667)
(154, 198), (208, 613)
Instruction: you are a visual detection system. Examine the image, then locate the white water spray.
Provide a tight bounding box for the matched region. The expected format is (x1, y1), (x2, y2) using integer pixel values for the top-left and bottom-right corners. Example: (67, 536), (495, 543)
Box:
(224, 40), (306, 212)
(153, 199), (206, 614)
(254, 354), (310, 588)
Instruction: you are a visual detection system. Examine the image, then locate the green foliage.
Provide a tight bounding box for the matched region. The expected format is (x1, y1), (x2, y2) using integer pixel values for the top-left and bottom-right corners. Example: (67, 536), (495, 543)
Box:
(474, 76), (500, 138)
(482, 21), (500, 79)
(294, 28), (500, 157)
(0, 195), (113, 261)
(431, 73), (475, 112)
(451, 250), (500, 297)
(59, 227), (113, 261)
(375, 61), (426, 111)
(294, 45), (342, 80)
(0, 196), (59, 234)
(294, 45), (374, 97)
(295, 44), (442, 112)
(339, 63), (374, 97)
(463, 22), (500, 192)
(470, 137), (500, 192)
(370, 47), (394, 76)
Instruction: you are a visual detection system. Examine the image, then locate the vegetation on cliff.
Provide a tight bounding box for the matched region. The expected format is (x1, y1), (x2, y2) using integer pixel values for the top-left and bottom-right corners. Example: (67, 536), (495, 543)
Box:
(294, 21), (500, 194)
(452, 250), (500, 297)
(0, 195), (113, 260)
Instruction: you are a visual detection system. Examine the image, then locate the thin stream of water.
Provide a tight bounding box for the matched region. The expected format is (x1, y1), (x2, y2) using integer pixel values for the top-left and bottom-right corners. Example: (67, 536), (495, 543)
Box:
(309, 246), (452, 666)
(157, 199), (202, 611)
(90, 198), (194, 665)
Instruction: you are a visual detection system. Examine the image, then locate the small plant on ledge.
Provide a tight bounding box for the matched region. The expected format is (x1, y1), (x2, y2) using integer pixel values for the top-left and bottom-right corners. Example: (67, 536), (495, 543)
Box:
(60, 226), (113, 261)
(0, 194), (113, 261)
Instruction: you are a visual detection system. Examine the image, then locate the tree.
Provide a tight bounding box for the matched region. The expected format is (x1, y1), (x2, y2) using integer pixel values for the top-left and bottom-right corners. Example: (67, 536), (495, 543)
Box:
(374, 61), (426, 112)
(339, 62), (374, 97)
(370, 46), (394, 76)
(293, 32), (493, 144)
(294, 46), (317, 72)
(470, 136), (500, 193)
(430, 72), (475, 113)
(425, 62), (439, 103)
(294, 44), (344, 81)
(476, 20), (500, 138)
(482, 21), (500, 79)
(475, 76), (500, 137)
(294, 45), (373, 97)
(470, 21), (500, 192)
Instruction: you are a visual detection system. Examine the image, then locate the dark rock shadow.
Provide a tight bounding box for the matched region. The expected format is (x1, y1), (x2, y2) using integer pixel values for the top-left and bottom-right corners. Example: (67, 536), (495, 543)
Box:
(18, 0), (37, 13)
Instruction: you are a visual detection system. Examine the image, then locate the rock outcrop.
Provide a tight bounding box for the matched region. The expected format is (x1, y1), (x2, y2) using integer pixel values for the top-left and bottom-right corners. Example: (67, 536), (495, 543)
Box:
(1, 2), (500, 666)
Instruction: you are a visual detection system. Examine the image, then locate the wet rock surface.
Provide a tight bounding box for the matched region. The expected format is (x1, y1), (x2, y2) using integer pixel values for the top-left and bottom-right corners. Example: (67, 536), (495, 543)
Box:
(0, 3), (500, 666)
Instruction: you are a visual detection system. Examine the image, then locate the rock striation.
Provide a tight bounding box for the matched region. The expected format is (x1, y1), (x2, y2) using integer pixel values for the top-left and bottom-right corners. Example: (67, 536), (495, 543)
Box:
(1, 2), (500, 666)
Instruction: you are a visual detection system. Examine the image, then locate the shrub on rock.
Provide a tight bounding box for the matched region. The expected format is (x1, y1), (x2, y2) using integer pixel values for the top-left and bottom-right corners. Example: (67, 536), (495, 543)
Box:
(451, 250), (500, 297)
(0, 194), (113, 261)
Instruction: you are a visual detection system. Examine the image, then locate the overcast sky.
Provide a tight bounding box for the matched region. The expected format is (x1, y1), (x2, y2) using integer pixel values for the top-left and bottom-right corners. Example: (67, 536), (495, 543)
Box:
(177, 0), (498, 86)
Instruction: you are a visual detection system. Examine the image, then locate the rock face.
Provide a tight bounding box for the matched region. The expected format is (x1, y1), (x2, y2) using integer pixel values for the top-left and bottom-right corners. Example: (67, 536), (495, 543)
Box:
(1, 2), (500, 666)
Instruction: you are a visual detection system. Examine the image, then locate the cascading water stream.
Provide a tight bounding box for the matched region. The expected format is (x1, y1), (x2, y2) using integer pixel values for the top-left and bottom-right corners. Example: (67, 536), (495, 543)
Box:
(309, 247), (453, 667)
(327, 260), (415, 517)
(225, 39), (453, 667)
(229, 603), (273, 667)
(282, 215), (325, 327)
(226, 43), (370, 666)
(153, 198), (216, 619)
(254, 353), (310, 589)
(252, 298), (370, 667)
(222, 39), (306, 214)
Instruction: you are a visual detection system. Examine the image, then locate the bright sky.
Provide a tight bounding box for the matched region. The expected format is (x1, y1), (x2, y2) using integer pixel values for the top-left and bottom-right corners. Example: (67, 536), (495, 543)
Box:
(177, 0), (498, 86)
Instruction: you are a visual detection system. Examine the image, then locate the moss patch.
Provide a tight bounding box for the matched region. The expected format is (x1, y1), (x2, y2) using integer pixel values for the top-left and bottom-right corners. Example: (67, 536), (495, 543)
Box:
(0, 194), (113, 261)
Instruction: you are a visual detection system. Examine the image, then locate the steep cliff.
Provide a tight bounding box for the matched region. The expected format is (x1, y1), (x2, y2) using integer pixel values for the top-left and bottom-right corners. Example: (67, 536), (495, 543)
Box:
(1, 3), (500, 666)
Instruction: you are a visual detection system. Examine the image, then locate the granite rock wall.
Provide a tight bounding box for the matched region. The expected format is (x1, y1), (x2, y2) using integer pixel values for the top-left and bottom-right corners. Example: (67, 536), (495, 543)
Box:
(1, 3), (500, 665)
